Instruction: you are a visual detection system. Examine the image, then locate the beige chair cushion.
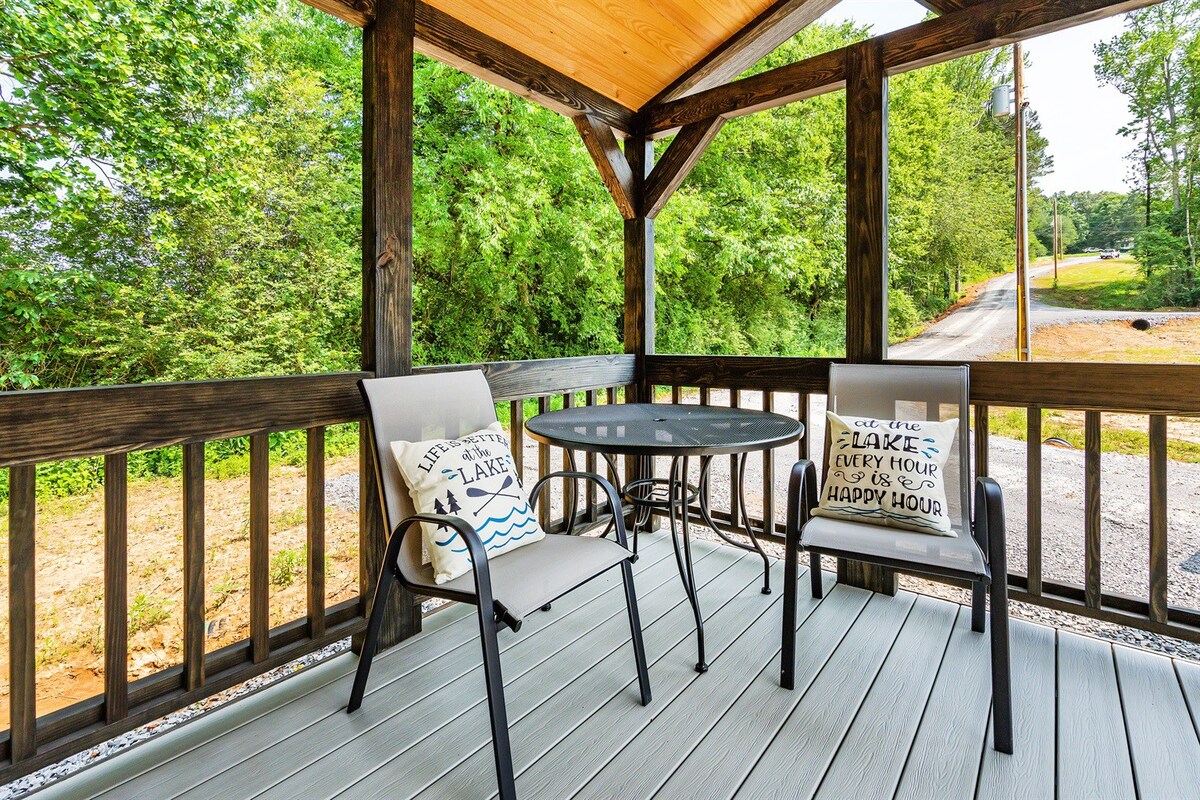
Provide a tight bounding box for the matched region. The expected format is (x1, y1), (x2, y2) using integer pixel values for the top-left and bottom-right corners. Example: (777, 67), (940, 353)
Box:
(801, 515), (987, 580)
(418, 533), (631, 620)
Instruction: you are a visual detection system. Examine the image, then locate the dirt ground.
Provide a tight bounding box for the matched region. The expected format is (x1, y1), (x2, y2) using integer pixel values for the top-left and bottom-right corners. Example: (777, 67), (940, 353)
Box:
(1027, 317), (1200, 363)
(0, 453), (362, 723)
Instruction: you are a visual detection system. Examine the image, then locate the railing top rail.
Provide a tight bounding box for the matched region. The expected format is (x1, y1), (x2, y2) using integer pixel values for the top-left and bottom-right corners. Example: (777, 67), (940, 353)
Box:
(0, 354), (636, 467)
(644, 355), (1200, 416)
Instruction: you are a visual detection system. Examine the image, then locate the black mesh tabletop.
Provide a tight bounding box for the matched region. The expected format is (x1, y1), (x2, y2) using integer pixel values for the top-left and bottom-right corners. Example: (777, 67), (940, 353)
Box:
(524, 403), (804, 457)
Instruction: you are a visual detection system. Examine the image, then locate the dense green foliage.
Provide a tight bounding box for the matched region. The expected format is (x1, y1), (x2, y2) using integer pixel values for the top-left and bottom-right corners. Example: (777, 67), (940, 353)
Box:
(1031, 190), (1145, 255)
(1097, 0), (1200, 306)
(2, 0), (1037, 391)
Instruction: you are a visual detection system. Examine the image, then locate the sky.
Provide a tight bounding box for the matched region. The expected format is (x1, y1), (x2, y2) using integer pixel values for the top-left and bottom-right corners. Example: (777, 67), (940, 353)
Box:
(818, 0), (1137, 195)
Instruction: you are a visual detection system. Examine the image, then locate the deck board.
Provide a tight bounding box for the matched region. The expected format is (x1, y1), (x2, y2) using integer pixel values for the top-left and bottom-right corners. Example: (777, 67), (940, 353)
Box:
(892, 603), (994, 800)
(30, 532), (1200, 800)
(1114, 644), (1200, 800)
(733, 591), (919, 800)
(1057, 630), (1137, 800)
(811, 596), (958, 800)
(975, 619), (1056, 800)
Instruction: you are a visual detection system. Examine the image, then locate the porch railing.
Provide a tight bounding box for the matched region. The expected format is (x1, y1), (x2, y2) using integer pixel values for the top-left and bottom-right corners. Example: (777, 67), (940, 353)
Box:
(0, 354), (634, 781)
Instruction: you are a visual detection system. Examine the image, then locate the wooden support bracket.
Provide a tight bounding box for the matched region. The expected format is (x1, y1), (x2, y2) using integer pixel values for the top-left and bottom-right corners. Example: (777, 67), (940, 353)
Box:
(574, 115), (637, 220)
(642, 117), (725, 218)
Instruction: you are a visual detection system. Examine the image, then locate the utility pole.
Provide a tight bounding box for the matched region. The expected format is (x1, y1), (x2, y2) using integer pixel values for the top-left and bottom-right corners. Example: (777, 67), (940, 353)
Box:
(1014, 42), (1032, 362)
(1053, 194), (1060, 283)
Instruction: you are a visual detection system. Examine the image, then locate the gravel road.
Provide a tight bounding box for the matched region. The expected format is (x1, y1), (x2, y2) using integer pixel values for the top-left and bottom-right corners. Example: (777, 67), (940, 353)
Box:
(891, 257), (1200, 360)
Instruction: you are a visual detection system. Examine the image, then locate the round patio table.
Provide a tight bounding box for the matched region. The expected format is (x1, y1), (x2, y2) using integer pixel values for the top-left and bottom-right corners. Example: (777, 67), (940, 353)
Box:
(526, 403), (804, 672)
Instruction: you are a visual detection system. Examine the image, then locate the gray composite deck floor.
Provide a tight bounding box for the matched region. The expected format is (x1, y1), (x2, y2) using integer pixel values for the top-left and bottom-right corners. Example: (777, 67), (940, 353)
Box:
(33, 532), (1200, 800)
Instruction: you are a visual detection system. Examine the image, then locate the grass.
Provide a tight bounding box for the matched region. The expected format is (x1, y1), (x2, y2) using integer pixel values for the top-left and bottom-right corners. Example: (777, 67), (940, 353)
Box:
(988, 407), (1200, 464)
(1033, 258), (1152, 311)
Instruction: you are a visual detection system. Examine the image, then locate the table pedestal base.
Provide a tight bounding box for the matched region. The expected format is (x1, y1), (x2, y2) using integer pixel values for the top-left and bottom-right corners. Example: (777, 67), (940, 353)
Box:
(614, 453), (774, 674)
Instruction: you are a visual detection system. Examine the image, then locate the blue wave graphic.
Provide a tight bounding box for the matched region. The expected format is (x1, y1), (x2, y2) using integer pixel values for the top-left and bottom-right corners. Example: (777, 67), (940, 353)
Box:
(449, 523), (541, 555)
(434, 513), (537, 551)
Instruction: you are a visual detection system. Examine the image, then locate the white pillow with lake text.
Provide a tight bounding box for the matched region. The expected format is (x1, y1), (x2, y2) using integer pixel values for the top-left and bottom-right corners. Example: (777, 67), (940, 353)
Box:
(814, 411), (959, 536)
(391, 422), (544, 583)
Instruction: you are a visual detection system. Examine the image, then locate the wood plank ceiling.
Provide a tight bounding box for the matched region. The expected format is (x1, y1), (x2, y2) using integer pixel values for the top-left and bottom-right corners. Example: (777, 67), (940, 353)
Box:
(421, 0), (790, 107)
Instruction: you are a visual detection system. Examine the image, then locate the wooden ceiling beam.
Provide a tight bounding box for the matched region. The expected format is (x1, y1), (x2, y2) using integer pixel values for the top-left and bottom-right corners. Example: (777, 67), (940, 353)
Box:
(643, 0), (1159, 134)
(650, 0), (844, 106)
(642, 117), (725, 218)
(574, 116), (637, 220)
(297, 0), (636, 133)
(642, 47), (847, 134)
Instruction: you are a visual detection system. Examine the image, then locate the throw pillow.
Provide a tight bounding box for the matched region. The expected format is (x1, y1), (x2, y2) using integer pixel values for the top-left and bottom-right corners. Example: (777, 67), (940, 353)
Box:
(813, 411), (960, 536)
(391, 422), (544, 583)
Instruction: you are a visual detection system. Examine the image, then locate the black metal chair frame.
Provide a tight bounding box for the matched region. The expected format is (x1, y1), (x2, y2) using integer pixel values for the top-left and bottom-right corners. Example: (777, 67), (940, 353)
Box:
(348, 467), (651, 800)
(780, 460), (1013, 755)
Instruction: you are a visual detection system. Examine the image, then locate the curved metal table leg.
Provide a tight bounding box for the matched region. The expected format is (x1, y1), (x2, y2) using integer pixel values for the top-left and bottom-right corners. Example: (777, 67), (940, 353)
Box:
(735, 453), (773, 594)
(667, 455), (706, 673)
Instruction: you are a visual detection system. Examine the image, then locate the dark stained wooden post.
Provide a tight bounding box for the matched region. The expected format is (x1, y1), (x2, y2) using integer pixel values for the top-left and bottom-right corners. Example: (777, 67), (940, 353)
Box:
(841, 38), (897, 595)
(624, 136), (654, 494)
(624, 135), (655, 399)
(360, 0), (421, 651)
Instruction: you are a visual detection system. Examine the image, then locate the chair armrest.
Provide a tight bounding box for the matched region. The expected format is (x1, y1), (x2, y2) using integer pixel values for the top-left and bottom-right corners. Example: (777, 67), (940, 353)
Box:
(528, 470), (631, 550)
(973, 476), (1006, 581)
(785, 460), (820, 552)
(388, 513), (519, 631)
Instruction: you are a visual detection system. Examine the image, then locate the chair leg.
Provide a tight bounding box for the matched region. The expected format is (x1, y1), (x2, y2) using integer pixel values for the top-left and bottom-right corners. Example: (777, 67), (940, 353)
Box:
(478, 605), (517, 800)
(781, 540), (799, 690)
(989, 574), (1013, 754)
(810, 553), (824, 599)
(621, 560), (652, 705)
(347, 566), (396, 713)
(972, 581), (986, 633)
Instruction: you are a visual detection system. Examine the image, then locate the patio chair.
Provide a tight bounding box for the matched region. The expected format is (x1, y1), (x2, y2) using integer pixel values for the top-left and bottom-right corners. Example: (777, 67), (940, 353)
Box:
(349, 371), (651, 800)
(780, 364), (1012, 754)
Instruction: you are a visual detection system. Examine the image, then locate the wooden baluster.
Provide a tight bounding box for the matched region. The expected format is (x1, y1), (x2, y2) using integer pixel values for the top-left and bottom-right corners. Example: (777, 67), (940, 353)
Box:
(762, 391), (775, 536)
(1085, 411), (1102, 610)
(8, 465), (37, 762)
(1149, 414), (1168, 624)
(1026, 408), (1042, 596)
(585, 390), (598, 522)
(104, 454), (129, 723)
(699, 386), (710, 406)
(671, 385), (682, 404)
(729, 388), (740, 515)
(250, 434), (270, 663)
(606, 387), (620, 486)
(182, 443), (205, 692)
(973, 404), (989, 479)
(307, 427), (326, 640)
(562, 392), (576, 530)
(510, 399), (525, 481)
(798, 392), (810, 461)
(538, 396), (551, 530)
